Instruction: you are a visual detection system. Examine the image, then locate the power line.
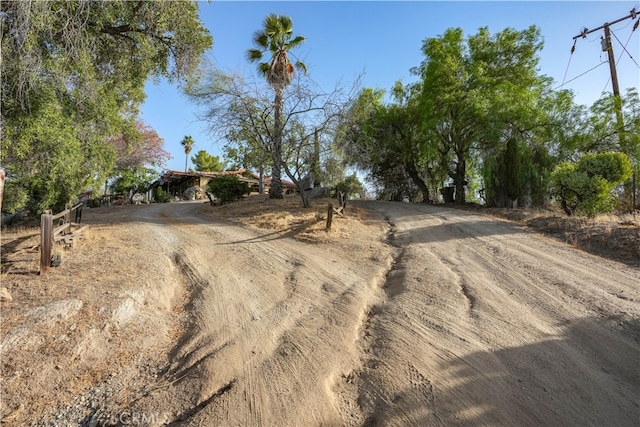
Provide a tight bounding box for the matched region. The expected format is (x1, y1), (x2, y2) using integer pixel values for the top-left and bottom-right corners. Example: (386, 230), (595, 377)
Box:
(573, 7), (638, 213)
(611, 26), (640, 68)
(568, 8), (638, 94)
(573, 7), (638, 98)
(555, 61), (607, 91)
(600, 18), (640, 94)
(560, 39), (577, 88)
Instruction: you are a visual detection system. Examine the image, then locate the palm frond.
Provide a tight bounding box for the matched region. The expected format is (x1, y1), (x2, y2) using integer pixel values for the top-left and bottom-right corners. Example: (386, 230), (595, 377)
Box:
(265, 14), (282, 37)
(249, 14), (305, 87)
(294, 60), (307, 75)
(277, 15), (293, 33)
(258, 62), (271, 76)
(252, 31), (269, 49)
(286, 35), (306, 50)
(247, 49), (264, 63)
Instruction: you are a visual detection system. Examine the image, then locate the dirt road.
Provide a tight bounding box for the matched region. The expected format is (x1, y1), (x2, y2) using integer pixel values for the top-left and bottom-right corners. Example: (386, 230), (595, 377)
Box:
(5, 199), (631, 425)
(81, 200), (636, 426)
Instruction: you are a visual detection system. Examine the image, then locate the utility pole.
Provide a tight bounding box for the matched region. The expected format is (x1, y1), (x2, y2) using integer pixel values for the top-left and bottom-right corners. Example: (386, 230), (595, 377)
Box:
(573, 7), (639, 213)
(602, 25), (621, 98)
(573, 8), (637, 134)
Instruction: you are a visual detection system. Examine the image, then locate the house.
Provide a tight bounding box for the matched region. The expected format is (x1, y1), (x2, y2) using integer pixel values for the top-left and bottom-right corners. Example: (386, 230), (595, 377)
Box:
(150, 169), (296, 200)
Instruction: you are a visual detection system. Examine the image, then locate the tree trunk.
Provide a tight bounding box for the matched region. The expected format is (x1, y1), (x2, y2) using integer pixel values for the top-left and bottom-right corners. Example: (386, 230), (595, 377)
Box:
(300, 188), (310, 208)
(269, 87), (284, 199)
(258, 166), (265, 194)
(313, 129), (321, 187)
(561, 199), (574, 216)
(454, 154), (466, 204)
(404, 161), (431, 203)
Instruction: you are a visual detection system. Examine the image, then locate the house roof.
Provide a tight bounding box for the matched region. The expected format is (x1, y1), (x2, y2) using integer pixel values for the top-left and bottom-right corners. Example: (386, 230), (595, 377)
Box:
(154, 169), (296, 188)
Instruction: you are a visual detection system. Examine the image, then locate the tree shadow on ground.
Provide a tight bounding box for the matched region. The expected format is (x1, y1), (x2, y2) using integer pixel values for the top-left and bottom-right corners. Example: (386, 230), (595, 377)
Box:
(365, 315), (640, 426)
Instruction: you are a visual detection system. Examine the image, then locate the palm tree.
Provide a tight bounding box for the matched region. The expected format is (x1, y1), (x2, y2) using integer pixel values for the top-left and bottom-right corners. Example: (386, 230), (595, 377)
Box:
(180, 135), (194, 172)
(247, 14), (306, 199)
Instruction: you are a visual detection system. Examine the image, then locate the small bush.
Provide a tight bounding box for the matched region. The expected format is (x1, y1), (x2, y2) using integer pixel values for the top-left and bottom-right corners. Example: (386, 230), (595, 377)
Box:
(208, 175), (250, 204)
(336, 173), (364, 199)
(551, 152), (632, 216)
(1, 180), (28, 214)
(153, 187), (171, 203)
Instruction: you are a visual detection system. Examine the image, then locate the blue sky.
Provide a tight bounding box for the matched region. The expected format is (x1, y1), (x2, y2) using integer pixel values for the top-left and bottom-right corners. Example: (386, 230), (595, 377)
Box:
(141, 1), (640, 173)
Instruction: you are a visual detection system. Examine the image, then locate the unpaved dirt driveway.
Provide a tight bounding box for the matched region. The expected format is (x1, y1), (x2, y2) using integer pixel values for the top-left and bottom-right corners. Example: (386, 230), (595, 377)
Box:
(89, 200), (640, 427)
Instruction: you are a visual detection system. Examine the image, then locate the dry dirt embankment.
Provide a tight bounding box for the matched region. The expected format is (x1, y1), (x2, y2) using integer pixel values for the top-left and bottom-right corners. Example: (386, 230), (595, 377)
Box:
(1, 197), (639, 426)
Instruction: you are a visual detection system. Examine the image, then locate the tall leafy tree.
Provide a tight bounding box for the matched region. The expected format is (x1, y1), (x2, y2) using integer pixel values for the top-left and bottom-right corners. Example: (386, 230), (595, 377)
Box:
(110, 121), (171, 170)
(246, 14), (307, 199)
(111, 168), (158, 198)
(417, 26), (546, 203)
(180, 135), (195, 172)
(337, 85), (441, 202)
(107, 120), (171, 199)
(579, 89), (640, 164)
(1, 1), (212, 214)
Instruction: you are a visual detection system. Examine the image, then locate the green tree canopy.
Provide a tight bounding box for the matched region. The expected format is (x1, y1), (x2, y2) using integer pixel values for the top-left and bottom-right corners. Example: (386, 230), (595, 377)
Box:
(416, 25), (548, 203)
(1, 1), (212, 214)
(337, 84), (443, 202)
(191, 150), (227, 172)
(552, 152), (632, 216)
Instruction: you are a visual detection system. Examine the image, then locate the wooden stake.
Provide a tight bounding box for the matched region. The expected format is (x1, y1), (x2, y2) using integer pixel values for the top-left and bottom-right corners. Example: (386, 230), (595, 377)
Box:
(326, 202), (333, 231)
(40, 211), (53, 274)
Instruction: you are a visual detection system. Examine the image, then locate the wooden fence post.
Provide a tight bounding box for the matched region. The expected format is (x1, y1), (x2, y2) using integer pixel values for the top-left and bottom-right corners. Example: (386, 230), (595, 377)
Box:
(326, 202), (334, 231)
(75, 204), (82, 224)
(40, 210), (53, 274)
(64, 204), (70, 233)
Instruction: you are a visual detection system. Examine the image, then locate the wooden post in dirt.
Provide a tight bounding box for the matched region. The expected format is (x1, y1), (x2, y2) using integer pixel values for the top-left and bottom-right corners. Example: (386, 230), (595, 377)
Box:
(64, 204), (70, 234)
(40, 210), (53, 274)
(326, 202), (334, 231)
(0, 168), (5, 212)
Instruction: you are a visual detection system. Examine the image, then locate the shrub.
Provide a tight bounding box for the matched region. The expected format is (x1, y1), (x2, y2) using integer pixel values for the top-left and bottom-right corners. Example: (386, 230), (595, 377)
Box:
(153, 187), (171, 203)
(208, 175), (250, 204)
(551, 152), (632, 216)
(336, 173), (364, 199)
(1, 180), (28, 214)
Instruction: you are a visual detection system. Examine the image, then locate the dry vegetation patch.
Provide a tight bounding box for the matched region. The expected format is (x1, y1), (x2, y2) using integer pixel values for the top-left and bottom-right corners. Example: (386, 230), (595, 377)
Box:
(197, 194), (385, 245)
(1, 215), (183, 425)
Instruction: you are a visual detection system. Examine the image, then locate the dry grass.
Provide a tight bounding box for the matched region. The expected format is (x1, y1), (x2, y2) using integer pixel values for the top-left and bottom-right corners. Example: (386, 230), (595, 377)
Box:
(196, 193), (385, 244)
(0, 216), (181, 424)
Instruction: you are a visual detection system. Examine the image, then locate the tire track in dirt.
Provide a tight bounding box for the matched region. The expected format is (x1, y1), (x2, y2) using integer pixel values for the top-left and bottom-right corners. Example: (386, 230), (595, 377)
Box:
(347, 212), (445, 426)
(352, 201), (640, 426)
